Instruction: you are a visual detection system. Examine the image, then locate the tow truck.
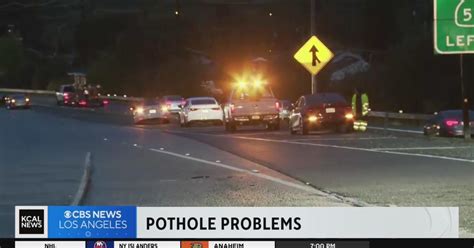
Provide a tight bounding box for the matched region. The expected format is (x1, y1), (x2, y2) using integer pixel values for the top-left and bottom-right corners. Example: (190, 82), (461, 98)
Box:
(223, 78), (280, 132)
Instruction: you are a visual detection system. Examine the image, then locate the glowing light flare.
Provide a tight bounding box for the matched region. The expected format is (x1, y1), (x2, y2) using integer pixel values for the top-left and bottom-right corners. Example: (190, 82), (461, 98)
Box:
(308, 116), (318, 122)
(135, 107), (144, 114)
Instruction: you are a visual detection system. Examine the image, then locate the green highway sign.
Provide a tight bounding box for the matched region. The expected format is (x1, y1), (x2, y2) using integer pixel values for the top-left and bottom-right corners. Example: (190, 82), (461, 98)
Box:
(435, 0), (474, 54)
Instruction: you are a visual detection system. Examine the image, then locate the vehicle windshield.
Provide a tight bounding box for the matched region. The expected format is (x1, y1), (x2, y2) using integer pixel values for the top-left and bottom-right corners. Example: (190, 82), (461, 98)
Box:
(164, 95), (183, 101)
(441, 110), (474, 119)
(306, 93), (347, 105)
(63, 86), (75, 92)
(142, 99), (158, 106)
(191, 99), (216, 105)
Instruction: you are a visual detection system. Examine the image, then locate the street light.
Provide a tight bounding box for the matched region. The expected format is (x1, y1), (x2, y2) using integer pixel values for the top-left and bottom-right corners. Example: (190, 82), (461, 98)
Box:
(268, 12), (273, 17)
(175, 10), (179, 15)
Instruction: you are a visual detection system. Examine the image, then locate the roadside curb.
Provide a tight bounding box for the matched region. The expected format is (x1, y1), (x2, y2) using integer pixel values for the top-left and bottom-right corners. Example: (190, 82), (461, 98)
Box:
(71, 152), (92, 206)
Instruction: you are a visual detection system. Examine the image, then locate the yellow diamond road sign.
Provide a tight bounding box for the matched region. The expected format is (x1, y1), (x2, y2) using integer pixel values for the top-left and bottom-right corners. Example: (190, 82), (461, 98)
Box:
(294, 35), (334, 75)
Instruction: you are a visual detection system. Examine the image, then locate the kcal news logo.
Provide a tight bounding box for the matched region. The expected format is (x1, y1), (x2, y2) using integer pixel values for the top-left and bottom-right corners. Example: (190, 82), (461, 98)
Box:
(15, 206), (48, 238)
(48, 206), (137, 238)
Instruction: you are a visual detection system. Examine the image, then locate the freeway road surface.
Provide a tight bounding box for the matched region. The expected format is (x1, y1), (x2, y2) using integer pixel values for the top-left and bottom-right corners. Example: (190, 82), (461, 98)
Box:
(1, 95), (474, 237)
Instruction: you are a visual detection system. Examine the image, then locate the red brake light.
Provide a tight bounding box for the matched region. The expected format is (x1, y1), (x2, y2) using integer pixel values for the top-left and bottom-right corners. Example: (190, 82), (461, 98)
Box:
(103, 99), (109, 105)
(64, 93), (69, 100)
(230, 103), (235, 113)
(275, 101), (281, 110)
(445, 120), (459, 126)
(79, 100), (87, 106)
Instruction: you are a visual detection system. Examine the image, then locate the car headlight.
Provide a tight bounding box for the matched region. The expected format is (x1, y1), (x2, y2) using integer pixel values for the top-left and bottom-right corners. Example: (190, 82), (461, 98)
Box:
(135, 107), (144, 114)
(25, 98), (30, 102)
(345, 113), (354, 119)
(308, 115), (317, 122)
(161, 105), (169, 112)
(11, 99), (15, 103)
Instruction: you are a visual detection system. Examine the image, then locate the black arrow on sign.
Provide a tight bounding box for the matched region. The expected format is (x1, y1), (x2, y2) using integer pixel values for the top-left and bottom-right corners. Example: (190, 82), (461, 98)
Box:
(310, 45), (320, 66)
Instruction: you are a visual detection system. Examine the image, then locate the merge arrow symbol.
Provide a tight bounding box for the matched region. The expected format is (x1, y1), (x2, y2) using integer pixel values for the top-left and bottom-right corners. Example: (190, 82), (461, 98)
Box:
(310, 45), (320, 66)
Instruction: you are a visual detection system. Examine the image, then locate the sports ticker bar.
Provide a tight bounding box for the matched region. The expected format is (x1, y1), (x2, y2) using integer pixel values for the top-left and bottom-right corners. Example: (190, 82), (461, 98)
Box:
(1, 239), (473, 248)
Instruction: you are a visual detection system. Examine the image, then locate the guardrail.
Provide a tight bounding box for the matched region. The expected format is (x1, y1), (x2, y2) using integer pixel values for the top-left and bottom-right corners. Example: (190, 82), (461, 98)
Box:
(0, 88), (142, 101)
(368, 111), (432, 121)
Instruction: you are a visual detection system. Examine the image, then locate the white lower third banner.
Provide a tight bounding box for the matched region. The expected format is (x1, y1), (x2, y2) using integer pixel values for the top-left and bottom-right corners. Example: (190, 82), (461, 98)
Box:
(137, 207), (458, 238)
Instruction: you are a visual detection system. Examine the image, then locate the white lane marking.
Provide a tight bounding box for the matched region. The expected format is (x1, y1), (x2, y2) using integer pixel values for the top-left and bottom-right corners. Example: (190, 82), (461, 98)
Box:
(287, 136), (397, 142)
(368, 126), (424, 134)
(372, 146), (472, 151)
(71, 152), (92, 206)
(165, 130), (474, 164)
(228, 135), (474, 163)
(378, 150), (474, 163)
(147, 148), (331, 195)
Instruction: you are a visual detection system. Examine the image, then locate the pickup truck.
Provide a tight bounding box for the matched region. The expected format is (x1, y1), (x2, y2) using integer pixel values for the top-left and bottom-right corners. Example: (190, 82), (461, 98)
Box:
(223, 83), (280, 132)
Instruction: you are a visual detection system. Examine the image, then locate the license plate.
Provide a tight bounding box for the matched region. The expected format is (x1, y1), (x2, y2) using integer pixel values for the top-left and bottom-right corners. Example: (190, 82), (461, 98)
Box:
(325, 108), (336, 113)
(149, 109), (157, 114)
(202, 109), (209, 113)
(251, 115), (261, 120)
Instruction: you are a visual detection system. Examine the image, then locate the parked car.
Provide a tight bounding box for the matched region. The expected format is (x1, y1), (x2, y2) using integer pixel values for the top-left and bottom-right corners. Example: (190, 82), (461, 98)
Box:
(289, 93), (354, 135)
(423, 110), (474, 137)
(56, 84), (77, 106)
(223, 81), (280, 132)
(4, 94), (31, 109)
(132, 98), (170, 124)
(178, 97), (223, 127)
(160, 95), (185, 114)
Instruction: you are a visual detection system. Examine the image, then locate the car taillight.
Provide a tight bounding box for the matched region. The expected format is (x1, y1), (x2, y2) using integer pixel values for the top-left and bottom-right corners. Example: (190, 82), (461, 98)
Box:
(102, 99), (109, 105)
(445, 120), (460, 126)
(79, 100), (87, 106)
(64, 93), (69, 100)
(275, 101), (281, 110)
(230, 103), (235, 113)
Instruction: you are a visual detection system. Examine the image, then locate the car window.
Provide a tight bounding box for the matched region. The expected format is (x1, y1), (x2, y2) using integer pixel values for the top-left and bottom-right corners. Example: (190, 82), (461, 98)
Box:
(63, 86), (75, 92)
(191, 99), (216, 105)
(165, 95), (183, 101)
(306, 93), (347, 105)
(143, 99), (157, 106)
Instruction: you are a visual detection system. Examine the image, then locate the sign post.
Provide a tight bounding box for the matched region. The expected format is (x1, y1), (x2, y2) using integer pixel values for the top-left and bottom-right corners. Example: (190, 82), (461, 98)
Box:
(310, 0), (317, 94)
(434, 0), (473, 140)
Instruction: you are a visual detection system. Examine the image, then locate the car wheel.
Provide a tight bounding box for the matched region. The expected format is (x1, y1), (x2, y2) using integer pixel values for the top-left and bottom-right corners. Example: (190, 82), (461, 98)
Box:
(300, 119), (309, 135)
(273, 121), (280, 131)
(290, 122), (297, 135)
(225, 121), (236, 132)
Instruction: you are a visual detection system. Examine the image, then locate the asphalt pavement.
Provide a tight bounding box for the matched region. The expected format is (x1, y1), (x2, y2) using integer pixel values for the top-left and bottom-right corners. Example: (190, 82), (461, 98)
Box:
(1, 94), (474, 237)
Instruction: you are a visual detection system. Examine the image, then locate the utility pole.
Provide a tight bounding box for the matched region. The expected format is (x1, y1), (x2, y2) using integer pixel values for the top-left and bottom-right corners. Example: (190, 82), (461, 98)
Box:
(460, 54), (471, 140)
(310, 0), (316, 94)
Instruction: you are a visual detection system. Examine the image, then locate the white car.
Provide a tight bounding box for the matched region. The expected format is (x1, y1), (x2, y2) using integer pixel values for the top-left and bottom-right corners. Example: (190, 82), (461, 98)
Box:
(178, 97), (223, 127)
(132, 98), (170, 124)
